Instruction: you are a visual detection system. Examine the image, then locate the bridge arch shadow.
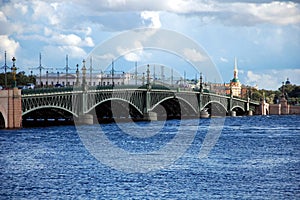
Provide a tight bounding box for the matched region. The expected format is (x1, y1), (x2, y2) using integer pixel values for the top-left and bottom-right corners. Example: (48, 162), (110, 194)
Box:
(231, 106), (246, 116)
(22, 107), (75, 127)
(90, 99), (144, 123)
(151, 97), (199, 120)
(0, 105), (7, 129)
(203, 101), (228, 117)
(0, 112), (5, 129)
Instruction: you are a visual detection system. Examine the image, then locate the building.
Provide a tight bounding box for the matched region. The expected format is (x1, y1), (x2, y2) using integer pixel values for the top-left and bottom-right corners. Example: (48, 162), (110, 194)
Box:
(229, 58), (241, 97)
(37, 71), (132, 87)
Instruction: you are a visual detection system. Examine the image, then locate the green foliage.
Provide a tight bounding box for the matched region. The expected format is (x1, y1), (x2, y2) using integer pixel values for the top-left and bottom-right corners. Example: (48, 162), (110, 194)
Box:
(248, 84), (300, 104)
(0, 72), (36, 88)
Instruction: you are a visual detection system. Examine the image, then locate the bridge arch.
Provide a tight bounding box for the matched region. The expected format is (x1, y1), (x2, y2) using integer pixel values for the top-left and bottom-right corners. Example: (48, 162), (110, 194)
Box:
(151, 96), (198, 115)
(231, 105), (245, 112)
(86, 98), (144, 116)
(202, 101), (228, 116)
(0, 105), (7, 129)
(202, 101), (227, 112)
(22, 105), (78, 117)
(231, 106), (246, 116)
(0, 105), (8, 128)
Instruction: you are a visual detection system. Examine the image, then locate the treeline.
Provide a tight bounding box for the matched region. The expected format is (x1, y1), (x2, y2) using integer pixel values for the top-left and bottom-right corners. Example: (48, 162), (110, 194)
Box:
(0, 72), (36, 88)
(250, 84), (300, 105)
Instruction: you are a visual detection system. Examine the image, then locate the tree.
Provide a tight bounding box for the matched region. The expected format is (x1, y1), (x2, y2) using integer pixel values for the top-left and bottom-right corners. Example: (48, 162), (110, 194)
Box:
(0, 72), (36, 88)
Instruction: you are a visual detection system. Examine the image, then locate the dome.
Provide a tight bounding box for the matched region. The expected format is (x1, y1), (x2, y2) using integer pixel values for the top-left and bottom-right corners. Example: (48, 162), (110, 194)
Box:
(285, 78), (291, 85)
(231, 78), (239, 83)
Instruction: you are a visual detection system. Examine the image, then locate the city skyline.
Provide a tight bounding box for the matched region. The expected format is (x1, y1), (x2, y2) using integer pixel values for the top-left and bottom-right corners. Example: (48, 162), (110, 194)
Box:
(1, 0), (300, 90)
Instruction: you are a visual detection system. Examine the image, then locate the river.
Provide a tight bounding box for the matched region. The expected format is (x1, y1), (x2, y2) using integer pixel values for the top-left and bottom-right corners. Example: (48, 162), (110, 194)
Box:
(0, 115), (299, 199)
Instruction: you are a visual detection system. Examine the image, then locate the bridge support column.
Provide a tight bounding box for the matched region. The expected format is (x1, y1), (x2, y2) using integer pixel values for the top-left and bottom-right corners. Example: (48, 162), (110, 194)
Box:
(248, 110), (253, 116)
(143, 111), (157, 121)
(0, 88), (22, 129)
(77, 114), (94, 125)
(230, 111), (236, 117)
(200, 110), (209, 118)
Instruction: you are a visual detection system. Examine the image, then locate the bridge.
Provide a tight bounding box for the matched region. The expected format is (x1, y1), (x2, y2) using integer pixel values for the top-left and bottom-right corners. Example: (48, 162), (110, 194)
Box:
(0, 83), (259, 128)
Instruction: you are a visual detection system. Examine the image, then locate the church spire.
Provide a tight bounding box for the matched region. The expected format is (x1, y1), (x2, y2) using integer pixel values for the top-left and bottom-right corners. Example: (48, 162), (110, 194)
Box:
(234, 57), (238, 80)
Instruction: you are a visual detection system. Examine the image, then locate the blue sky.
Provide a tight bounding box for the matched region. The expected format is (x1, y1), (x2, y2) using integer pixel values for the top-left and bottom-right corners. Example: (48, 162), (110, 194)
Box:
(0, 0), (299, 90)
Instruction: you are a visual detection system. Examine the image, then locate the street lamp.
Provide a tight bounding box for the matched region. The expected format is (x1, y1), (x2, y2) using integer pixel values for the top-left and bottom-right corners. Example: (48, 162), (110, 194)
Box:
(82, 59), (87, 86)
(111, 60), (114, 86)
(146, 64), (150, 85)
(142, 72), (145, 85)
(75, 64), (79, 86)
(46, 71), (49, 87)
(199, 72), (203, 93)
(57, 71), (60, 84)
(11, 57), (17, 88)
(1, 51), (9, 88)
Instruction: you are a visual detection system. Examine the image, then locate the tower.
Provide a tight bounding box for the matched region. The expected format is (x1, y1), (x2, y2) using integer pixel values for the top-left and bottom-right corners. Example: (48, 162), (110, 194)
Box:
(230, 57), (241, 97)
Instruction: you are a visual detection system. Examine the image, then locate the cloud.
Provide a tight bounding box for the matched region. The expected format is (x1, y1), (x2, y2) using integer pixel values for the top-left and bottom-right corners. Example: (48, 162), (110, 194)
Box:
(183, 48), (207, 62)
(220, 57), (228, 63)
(141, 11), (162, 28)
(116, 40), (151, 62)
(41, 45), (87, 66)
(32, 1), (60, 25)
(96, 53), (115, 61)
(245, 69), (300, 90)
(0, 35), (20, 61)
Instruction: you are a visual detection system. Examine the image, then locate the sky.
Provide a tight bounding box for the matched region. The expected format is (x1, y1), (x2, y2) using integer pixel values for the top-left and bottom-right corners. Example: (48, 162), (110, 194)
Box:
(0, 0), (300, 90)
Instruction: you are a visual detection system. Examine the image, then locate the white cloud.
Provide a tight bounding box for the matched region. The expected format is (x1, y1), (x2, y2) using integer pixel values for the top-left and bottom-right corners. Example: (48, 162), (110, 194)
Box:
(220, 57), (228, 63)
(0, 11), (7, 22)
(43, 45), (87, 62)
(116, 40), (148, 62)
(183, 48), (207, 62)
(249, 1), (300, 25)
(245, 69), (300, 90)
(141, 11), (162, 28)
(97, 53), (115, 61)
(32, 1), (60, 25)
(84, 37), (94, 47)
(0, 35), (20, 61)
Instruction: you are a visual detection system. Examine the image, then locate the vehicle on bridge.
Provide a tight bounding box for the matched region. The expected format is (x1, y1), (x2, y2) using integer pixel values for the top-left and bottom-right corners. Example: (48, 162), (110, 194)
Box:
(26, 83), (35, 89)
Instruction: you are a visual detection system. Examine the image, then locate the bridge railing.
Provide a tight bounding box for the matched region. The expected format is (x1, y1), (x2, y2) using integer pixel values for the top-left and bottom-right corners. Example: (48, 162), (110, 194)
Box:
(21, 84), (181, 95)
(21, 86), (80, 95)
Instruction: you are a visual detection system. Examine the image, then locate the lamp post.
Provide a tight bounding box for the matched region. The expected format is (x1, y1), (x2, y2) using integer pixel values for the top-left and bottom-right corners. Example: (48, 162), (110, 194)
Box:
(82, 59), (87, 86)
(75, 64), (79, 86)
(1, 51), (9, 88)
(11, 57), (17, 88)
(57, 71), (60, 84)
(111, 60), (114, 87)
(281, 81), (285, 99)
(171, 68), (173, 87)
(46, 71), (49, 87)
(146, 64), (150, 85)
(30, 70), (34, 84)
(89, 57), (93, 86)
(142, 72), (145, 85)
(66, 55), (69, 86)
(199, 72), (203, 93)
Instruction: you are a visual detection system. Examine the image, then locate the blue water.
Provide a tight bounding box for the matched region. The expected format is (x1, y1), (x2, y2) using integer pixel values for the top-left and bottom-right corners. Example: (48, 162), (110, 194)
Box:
(0, 116), (299, 199)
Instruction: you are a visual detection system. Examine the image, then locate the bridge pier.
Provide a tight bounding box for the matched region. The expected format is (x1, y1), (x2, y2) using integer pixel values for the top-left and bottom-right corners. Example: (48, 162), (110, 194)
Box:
(143, 111), (158, 121)
(0, 88), (22, 129)
(248, 110), (253, 116)
(230, 111), (236, 117)
(200, 110), (209, 118)
(77, 114), (94, 125)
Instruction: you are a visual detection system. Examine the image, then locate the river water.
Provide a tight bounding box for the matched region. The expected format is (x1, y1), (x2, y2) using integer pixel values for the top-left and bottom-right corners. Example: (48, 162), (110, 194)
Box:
(0, 115), (299, 199)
